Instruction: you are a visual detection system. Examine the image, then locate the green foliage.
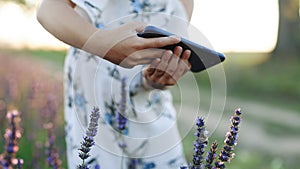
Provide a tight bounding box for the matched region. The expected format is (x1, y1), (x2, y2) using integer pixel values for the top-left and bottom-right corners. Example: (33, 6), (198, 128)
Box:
(224, 53), (300, 112)
(193, 52), (300, 113)
(2, 0), (27, 5)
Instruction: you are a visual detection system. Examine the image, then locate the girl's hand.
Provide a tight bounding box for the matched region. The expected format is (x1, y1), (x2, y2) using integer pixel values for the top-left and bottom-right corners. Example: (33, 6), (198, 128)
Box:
(37, 0), (183, 68)
(83, 22), (181, 68)
(142, 46), (191, 89)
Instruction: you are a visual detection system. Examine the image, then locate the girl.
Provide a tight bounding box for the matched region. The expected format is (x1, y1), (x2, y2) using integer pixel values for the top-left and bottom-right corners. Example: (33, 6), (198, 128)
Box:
(37, 0), (194, 168)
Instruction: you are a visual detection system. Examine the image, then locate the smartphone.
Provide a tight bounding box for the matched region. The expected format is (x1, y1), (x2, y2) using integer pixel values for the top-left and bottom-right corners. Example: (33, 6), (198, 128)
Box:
(137, 25), (225, 72)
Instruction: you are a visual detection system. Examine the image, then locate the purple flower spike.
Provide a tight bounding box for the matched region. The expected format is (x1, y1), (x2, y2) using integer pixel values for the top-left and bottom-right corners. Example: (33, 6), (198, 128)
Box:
(0, 110), (23, 169)
(205, 141), (218, 169)
(86, 107), (101, 137)
(116, 77), (128, 133)
(44, 122), (63, 169)
(215, 108), (242, 169)
(78, 107), (101, 169)
(176, 108), (243, 169)
(191, 117), (208, 169)
(127, 158), (141, 169)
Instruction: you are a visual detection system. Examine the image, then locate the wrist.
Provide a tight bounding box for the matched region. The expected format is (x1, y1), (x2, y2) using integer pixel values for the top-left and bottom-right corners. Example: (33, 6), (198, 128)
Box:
(81, 28), (137, 64)
(81, 29), (111, 57)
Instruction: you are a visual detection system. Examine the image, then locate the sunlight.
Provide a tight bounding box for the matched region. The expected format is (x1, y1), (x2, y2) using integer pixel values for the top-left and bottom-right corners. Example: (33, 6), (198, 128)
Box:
(0, 1), (279, 52)
(0, 2), (68, 50)
(191, 0), (279, 53)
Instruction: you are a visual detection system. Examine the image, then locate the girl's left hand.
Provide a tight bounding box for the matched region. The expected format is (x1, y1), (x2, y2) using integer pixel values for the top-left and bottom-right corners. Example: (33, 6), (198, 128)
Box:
(142, 46), (191, 89)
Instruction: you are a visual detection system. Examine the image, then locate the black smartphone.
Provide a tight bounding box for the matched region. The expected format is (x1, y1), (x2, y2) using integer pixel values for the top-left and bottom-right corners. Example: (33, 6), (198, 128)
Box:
(137, 25), (225, 72)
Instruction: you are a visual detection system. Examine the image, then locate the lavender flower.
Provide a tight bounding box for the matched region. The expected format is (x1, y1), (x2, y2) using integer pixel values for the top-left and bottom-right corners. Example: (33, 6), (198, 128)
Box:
(190, 117), (208, 169)
(127, 158), (140, 169)
(215, 108), (242, 169)
(116, 77), (128, 133)
(44, 122), (63, 169)
(118, 141), (127, 149)
(0, 110), (23, 168)
(15, 158), (24, 169)
(94, 164), (100, 169)
(181, 108), (243, 169)
(205, 141), (218, 169)
(78, 107), (100, 169)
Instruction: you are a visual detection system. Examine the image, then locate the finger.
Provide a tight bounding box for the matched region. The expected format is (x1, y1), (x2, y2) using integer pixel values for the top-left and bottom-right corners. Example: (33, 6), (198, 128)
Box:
(181, 49), (192, 69)
(135, 23), (148, 33)
(157, 47), (184, 85)
(147, 51), (171, 83)
(157, 72), (173, 86)
(173, 46), (183, 58)
(153, 50), (172, 77)
(166, 78), (177, 86)
(127, 48), (165, 65)
(141, 35), (181, 49)
(146, 58), (160, 77)
(165, 46), (182, 75)
(172, 51), (192, 81)
(172, 61), (188, 82)
(136, 48), (165, 60)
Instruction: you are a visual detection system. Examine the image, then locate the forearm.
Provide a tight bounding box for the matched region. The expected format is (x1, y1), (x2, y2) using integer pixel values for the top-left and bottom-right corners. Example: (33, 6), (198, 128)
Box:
(37, 0), (183, 68)
(37, 0), (98, 49)
(180, 0), (194, 20)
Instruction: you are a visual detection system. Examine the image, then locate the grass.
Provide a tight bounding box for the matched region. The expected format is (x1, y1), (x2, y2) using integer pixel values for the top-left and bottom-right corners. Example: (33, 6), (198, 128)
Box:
(0, 48), (66, 168)
(194, 52), (300, 113)
(26, 49), (67, 67)
(0, 48), (67, 71)
(1, 48), (300, 168)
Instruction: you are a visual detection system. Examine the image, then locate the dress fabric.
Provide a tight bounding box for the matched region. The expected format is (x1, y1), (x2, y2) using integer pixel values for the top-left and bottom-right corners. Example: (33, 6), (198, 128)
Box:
(64, 0), (189, 168)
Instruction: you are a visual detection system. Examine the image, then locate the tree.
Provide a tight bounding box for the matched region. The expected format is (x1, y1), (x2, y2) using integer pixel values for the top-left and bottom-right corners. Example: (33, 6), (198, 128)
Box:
(274, 0), (300, 58)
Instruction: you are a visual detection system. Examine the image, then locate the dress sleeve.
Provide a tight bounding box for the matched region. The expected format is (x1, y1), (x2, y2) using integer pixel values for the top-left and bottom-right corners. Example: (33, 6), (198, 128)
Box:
(71, 0), (108, 26)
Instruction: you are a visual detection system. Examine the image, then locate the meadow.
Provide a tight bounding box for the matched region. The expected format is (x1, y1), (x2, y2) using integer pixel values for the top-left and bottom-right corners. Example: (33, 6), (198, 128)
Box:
(0, 48), (299, 169)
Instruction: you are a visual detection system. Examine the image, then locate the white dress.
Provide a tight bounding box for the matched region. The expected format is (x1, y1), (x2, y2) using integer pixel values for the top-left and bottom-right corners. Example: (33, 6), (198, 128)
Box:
(64, 0), (190, 168)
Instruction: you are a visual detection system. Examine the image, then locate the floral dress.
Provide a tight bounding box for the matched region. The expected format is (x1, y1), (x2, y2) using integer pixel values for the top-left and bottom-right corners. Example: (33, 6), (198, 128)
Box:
(64, 0), (189, 168)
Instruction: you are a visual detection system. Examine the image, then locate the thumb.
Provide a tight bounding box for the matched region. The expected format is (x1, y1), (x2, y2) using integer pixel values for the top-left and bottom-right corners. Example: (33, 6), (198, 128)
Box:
(141, 35), (181, 49)
(135, 23), (147, 33)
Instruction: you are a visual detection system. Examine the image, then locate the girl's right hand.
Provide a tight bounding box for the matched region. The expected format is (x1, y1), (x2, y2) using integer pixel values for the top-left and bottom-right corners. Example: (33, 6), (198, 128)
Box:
(83, 22), (181, 68)
(37, 0), (180, 68)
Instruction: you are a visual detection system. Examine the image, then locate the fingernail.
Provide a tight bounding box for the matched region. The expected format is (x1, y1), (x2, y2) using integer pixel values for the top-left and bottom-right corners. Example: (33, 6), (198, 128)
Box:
(166, 50), (173, 55)
(170, 35), (181, 41)
(187, 50), (191, 55)
(165, 51), (173, 58)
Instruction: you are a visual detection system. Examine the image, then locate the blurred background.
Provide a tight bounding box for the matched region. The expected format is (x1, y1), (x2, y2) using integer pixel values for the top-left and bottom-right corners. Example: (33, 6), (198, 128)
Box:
(0, 0), (299, 168)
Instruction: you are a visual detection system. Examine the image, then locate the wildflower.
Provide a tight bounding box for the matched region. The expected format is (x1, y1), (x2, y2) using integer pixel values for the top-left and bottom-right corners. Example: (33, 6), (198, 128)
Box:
(118, 141), (127, 149)
(116, 77), (128, 133)
(94, 164), (101, 169)
(127, 158), (140, 169)
(190, 117), (208, 169)
(215, 108), (242, 169)
(44, 122), (63, 169)
(78, 107), (101, 169)
(0, 110), (23, 168)
(205, 141), (218, 169)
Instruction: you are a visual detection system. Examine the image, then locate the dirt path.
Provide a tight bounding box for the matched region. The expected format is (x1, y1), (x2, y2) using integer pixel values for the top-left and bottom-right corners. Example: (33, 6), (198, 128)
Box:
(174, 73), (300, 156)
